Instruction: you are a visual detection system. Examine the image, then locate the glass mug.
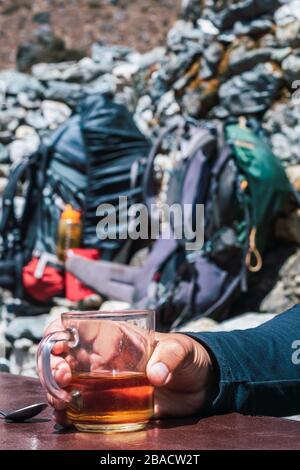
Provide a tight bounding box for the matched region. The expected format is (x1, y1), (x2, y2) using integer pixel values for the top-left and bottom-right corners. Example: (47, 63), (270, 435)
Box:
(37, 310), (155, 433)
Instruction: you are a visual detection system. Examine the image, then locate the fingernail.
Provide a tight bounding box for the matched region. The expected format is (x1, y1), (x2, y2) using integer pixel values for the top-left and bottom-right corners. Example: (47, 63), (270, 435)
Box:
(150, 362), (170, 384)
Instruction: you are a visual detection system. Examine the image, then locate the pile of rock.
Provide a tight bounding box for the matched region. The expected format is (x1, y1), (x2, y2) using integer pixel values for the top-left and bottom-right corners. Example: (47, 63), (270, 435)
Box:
(0, 44), (165, 170)
(135, 0), (300, 169)
(2, 0), (300, 376)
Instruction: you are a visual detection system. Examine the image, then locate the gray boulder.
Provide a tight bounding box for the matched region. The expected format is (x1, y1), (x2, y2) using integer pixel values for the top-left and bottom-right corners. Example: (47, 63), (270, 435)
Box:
(0, 70), (45, 97)
(218, 63), (283, 115)
(5, 315), (48, 344)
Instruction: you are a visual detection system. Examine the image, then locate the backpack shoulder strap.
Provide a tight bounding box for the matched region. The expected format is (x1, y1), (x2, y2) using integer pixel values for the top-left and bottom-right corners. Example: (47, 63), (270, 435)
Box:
(143, 122), (181, 210)
(38, 120), (71, 185)
(0, 154), (39, 235)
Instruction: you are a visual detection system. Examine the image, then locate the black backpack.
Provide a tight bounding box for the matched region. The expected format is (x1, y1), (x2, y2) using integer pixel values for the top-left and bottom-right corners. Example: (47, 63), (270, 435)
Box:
(0, 94), (150, 298)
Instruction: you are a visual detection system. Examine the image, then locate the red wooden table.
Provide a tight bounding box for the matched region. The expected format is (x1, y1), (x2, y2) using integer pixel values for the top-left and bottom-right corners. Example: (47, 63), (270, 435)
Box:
(1, 372), (300, 450)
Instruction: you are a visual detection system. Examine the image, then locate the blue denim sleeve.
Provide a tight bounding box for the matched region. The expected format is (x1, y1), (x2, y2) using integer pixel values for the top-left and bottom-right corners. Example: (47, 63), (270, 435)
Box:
(186, 304), (300, 417)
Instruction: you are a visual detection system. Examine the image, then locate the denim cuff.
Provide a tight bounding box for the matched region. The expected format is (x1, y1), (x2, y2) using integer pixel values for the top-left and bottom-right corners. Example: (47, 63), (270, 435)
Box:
(185, 331), (238, 414)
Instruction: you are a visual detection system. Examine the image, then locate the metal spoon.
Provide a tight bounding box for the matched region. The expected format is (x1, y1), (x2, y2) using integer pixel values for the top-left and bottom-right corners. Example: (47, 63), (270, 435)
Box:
(0, 403), (48, 422)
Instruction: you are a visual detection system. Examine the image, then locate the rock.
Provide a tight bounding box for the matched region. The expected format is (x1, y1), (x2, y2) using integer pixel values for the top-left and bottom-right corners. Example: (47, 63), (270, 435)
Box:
(83, 73), (116, 95)
(5, 315), (48, 344)
(8, 131), (40, 165)
(176, 317), (218, 333)
(263, 101), (300, 166)
(6, 107), (27, 121)
(233, 18), (273, 37)
(20, 345), (39, 377)
(25, 110), (47, 130)
(196, 18), (219, 39)
(0, 164), (10, 178)
(275, 1), (300, 47)
(91, 43), (133, 67)
(183, 79), (219, 117)
(45, 306), (68, 329)
(282, 52), (300, 85)
(13, 338), (33, 351)
(206, 0), (280, 31)
(128, 47), (165, 69)
(272, 47), (293, 64)
(32, 12), (51, 24)
(9, 338), (38, 377)
(218, 63), (283, 115)
(177, 312), (277, 333)
(286, 165), (300, 191)
(114, 85), (137, 111)
(274, 0), (300, 25)
(3, 95), (18, 107)
(100, 301), (130, 311)
(77, 294), (103, 311)
(276, 21), (300, 48)
(44, 80), (83, 107)
(0, 108), (25, 133)
(182, 0), (203, 22)
(62, 57), (106, 82)
(32, 62), (75, 81)
(156, 90), (180, 118)
(165, 49), (202, 87)
(14, 197), (26, 219)
(0, 70), (45, 97)
(0, 358), (10, 373)
(41, 100), (72, 128)
(260, 281), (294, 313)
(15, 125), (39, 140)
(16, 42), (43, 73)
(113, 63), (139, 83)
(260, 250), (300, 313)
(224, 45), (290, 77)
(224, 37), (270, 76)
(269, 133), (293, 163)
(0, 130), (13, 145)
(218, 313), (277, 331)
(276, 209), (300, 244)
(166, 20), (201, 52)
(202, 41), (224, 76)
(134, 95), (155, 137)
(0, 143), (9, 163)
(32, 58), (107, 83)
(17, 91), (41, 109)
(16, 26), (85, 72)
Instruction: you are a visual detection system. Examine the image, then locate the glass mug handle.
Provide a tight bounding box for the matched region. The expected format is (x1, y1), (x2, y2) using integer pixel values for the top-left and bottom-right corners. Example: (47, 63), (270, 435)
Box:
(37, 328), (78, 402)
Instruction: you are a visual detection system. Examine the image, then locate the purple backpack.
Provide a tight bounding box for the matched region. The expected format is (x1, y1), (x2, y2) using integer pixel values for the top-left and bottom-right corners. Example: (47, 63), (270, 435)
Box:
(67, 120), (248, 331)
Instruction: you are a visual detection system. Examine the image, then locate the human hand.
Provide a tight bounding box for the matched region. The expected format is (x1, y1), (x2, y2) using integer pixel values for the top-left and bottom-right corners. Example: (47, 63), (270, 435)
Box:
(147, 331), (216, 418)
(38, 319), (217, 426)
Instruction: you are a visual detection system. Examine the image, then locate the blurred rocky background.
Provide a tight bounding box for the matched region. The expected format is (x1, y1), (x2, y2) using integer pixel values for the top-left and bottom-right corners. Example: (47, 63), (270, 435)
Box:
(1, 0), (300, 377)
(0, 0), (180, 70)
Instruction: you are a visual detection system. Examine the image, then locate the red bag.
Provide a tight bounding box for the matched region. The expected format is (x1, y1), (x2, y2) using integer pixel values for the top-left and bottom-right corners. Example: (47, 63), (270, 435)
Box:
(23, 255), (65, 302)
(65, 248), (100, 302)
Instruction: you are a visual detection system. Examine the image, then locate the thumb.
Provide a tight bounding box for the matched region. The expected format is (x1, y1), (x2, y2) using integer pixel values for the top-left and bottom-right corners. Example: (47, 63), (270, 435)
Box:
(146, 335), (191, 387)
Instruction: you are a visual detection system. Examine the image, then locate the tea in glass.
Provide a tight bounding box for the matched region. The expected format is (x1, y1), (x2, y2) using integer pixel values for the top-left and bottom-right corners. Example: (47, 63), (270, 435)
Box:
(38, 310), (155, 433)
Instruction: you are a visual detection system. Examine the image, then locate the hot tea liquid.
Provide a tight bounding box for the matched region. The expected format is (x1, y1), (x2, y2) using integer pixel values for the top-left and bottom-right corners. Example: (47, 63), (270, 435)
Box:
(66, 371), (154, 431)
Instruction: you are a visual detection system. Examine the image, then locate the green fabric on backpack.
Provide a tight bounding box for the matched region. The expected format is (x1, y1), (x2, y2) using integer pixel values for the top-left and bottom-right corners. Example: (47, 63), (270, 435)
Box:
(226, 124), (293, 253)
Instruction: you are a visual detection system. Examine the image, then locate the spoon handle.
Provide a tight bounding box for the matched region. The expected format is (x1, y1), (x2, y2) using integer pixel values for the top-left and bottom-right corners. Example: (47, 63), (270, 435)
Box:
(0, 410), (6, 417)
